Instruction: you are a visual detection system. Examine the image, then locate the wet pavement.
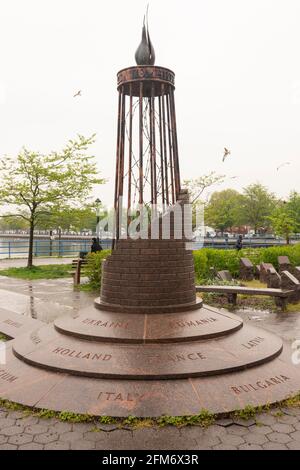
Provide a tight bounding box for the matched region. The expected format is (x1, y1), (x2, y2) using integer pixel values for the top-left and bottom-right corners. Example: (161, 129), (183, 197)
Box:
(238, 307), (300, 345)
(0, 274), (300, 449)
(0, 257), (73, 269)
(0, 276), (94, 323)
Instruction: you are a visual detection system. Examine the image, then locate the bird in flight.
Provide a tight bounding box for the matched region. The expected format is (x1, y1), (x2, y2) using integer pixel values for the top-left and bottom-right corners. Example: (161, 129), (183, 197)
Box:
(222, 147), (231, 162)
(276, 161), (290, 171)
(73, 90), (82, 98)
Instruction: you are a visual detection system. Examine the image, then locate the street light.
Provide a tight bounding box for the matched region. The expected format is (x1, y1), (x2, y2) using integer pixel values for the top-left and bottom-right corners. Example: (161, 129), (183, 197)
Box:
(95, 198), (102, 242)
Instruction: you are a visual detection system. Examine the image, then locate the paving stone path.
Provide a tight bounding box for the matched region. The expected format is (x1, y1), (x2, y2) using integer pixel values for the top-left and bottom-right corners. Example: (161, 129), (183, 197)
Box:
(0, 407), (299, 450)
(0, 275), (300, 450)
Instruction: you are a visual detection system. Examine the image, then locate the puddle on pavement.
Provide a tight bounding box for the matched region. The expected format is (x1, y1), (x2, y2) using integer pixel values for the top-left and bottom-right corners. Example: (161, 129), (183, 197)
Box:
(0, 276), (95, 324)
(236, 307), (300, 344)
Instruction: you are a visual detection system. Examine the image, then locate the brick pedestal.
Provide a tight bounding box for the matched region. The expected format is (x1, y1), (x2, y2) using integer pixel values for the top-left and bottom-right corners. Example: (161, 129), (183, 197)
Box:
(97, 238), (200, 314)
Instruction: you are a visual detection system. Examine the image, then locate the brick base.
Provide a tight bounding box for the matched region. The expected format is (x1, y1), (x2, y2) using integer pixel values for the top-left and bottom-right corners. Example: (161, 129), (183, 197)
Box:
(98, 238), (199, 313)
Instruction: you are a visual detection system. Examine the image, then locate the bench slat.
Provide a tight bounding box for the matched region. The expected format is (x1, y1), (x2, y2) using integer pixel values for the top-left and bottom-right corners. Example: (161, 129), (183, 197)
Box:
(196, 285), (293, 297)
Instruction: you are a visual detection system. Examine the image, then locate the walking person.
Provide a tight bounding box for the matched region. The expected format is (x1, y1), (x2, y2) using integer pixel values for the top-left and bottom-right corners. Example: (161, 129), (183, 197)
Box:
(236, 234), (243, 251)
(91, 237), (102, 253)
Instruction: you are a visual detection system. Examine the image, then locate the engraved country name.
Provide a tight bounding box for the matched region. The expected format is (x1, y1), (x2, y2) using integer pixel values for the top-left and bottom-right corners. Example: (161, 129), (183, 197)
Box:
(30, 332), (42, 345)
(231, 375), (290, 395)
(241, 336), (265, 350)
(82, 318), (129, 329)
(144, 351), (206, 365)
(0, 369), (18, 383)
(3, 319), (22, 329)
(97, 391), (145, 402)
(169, 317), (218, 330)
(52, 347), (112, 361)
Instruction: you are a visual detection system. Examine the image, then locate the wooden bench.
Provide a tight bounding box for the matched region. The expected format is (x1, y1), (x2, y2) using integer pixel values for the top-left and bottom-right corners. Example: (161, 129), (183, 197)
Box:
(195, 285), (294, 311)
(70, 258), (88, 285)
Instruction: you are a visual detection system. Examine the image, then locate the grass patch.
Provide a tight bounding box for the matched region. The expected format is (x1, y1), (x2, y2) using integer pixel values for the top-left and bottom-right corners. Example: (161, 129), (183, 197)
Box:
(0, 395), (300, 427)
(242, 279), (268, 289)
(0, 264), (72, 280)
(286, 301), (300, 313)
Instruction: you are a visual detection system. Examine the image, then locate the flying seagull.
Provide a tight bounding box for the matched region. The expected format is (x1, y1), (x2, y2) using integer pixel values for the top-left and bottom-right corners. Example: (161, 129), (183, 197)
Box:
(73, 90), (82, 98)
(276, 161), (290, 171)
(222, 147), (231, 162)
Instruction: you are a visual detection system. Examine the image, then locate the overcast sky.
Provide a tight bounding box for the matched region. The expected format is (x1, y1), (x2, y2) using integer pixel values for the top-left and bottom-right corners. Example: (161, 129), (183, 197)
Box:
(0, 0), (299, 206)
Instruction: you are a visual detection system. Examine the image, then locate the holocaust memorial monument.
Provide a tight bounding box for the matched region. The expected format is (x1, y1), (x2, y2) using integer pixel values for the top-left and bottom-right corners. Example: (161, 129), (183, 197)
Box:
(1, 23), (300, 417)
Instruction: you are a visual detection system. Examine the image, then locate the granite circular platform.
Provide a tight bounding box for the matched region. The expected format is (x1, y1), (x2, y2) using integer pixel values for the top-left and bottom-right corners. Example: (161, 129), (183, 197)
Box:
(0, 303), (299, 417)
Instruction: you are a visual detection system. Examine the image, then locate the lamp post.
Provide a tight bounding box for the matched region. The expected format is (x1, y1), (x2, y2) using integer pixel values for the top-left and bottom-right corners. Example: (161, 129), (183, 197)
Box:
(95, 198), (102, 243)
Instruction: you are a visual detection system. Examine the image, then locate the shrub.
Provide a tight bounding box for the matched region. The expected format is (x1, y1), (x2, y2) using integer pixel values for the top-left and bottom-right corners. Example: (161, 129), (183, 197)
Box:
(193, 250), (208, 282)
(83, 244), (300, 289)
(85, 250), (111, 289)
(193, 244), (300, 279)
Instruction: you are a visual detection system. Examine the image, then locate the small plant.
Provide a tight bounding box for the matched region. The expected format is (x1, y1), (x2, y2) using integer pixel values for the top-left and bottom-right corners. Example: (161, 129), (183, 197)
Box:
(36, 409), (56, 419)
(234, 404), (260, 420)
(122, 415), (139, 427)
(58, 411), (93, 423)
(157, 409), (215, 428)
(98, 415), (118, 425)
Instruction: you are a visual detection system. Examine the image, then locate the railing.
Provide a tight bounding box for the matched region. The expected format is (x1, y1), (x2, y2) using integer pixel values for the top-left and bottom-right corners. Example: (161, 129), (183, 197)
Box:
(0, 239), (113, 259)
(0, 237), (294, 259)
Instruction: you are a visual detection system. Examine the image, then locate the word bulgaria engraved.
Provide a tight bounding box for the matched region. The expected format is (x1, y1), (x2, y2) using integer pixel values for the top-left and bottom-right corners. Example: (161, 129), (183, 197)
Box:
(231, 375), (290, 395)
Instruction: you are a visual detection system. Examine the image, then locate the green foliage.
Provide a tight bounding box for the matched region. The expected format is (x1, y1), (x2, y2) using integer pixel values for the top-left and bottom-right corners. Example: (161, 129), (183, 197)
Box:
(157, 409), (215, 428)
(0, 134), (103, 267)
(240, 183), (277, 233)
(98, 415), (118, 425)
(82, 245), (300, 289)
(36, 409), (56, 419)
(57, 411), (93, 423)
(205, 189), (243, 233)
(202, 248), (242, 277)
(1, 396), (300, 427)
(194, 244), (300, 280)
(0, 264), (71, 280)
(85, 250), (112, 289)
(193, 249), (208, 281)
(234, 404), (261, 420)
(286, 191), (300, 226)
(35, 205), (102, 233)
(269, 205), (299, 244)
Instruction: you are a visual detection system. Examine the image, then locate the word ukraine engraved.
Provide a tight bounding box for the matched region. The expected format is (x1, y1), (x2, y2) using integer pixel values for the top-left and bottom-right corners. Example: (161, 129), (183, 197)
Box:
(231, 375), (290, 395)
(0, 369), (18, 383)
(241, 336), (265, 350)
(82, 318), (129, 329)
(3, 319), (22, 329)
(52, 347), (112, 361)
(169, 317), (218, 330)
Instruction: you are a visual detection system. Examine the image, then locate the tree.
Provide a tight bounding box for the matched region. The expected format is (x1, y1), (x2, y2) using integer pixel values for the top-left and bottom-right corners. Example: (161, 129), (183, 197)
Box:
(183, 172), (226, 229)
(269, 206), (299, 244)
(35, 205), (101, 233)
(183, 172), (225, 204)
(240, 183), (276, 233)
(286, 191), (300, 227)
(0, 135), (104, 267)
(204, 189), (243, 234)
(0, 214), (28, 232)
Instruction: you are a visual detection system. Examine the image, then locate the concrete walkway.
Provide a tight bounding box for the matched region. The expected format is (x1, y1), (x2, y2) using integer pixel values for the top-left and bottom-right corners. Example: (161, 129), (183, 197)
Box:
(0, 408), (299, 450)
(0, 257), (73, 269)
(0, 275), (300, 450)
